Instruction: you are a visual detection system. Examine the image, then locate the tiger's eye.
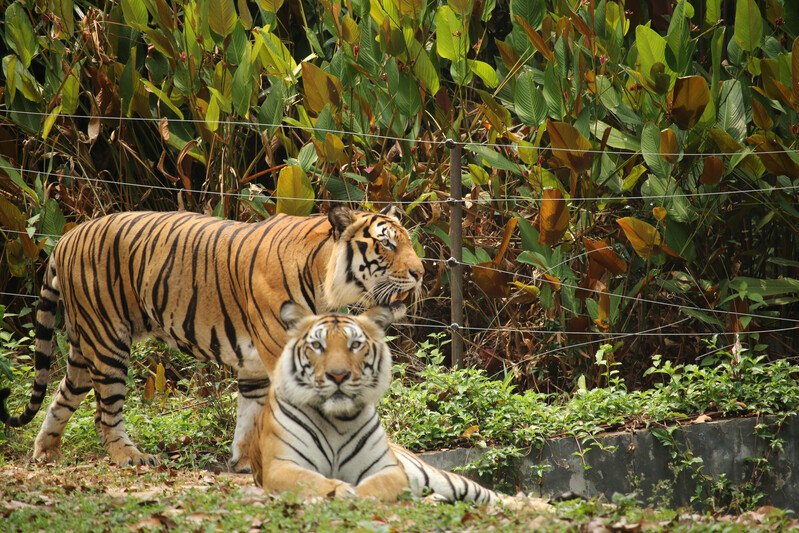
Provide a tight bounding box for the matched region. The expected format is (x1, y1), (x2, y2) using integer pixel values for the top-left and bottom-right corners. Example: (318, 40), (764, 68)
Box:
(350, 341), (362, 351)
(311, 341), (323, 351)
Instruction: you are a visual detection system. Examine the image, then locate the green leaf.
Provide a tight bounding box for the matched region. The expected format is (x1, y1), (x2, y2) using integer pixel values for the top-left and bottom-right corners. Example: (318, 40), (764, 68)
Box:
(636, 24), (674, 89)
(641, 123), (671, 179)
(3, 54), (43, 103)
(717, 80), (746, 142)
(468, 60), (498, 88)
(728, 277), (799, 298)
(140, 79), (184, 118)
(510, 0), (545, 30)
(641, 175), (695, 223)
(209, 0), (238, 38)
(40, 198), (66, 237)
(61, 65), (80, 115)
(5, 3), (39, 68)
(258, 80), (285, 136)
(231, 44), (253, 117)
(403, 30), (439, 94)
(467, 145), (522, 175)
(206, 94), (220, 131)
(276, 164), (314, 216)
(543, 62), (564, 120)
(227, 23), (248, 65)
(514, 70), (546, 126)
(52, 0), (75, 36)
(0, 156), (36, 200)
(592, 121), (640, 151)
(733, 0), (763, 52)
(386, 59), (421, 117)
(41, 105), (62, 140)
(120, 0), (148, 28)
(705, 0), (721, 25)
(435, 6), (466, 62)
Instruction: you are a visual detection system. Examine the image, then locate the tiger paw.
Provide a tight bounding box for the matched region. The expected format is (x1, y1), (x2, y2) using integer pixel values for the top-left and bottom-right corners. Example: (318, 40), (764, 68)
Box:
(230, 457), (252, 474)
(32, 444), (61, 464)
(111, 449), (160, 467)
(332, 483), (357, 499)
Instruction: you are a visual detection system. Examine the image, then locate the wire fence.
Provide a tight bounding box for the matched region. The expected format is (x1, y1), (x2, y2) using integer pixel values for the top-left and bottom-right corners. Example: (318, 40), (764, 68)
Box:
(5, 108), (799, 157)
(2, 87), (799, 365)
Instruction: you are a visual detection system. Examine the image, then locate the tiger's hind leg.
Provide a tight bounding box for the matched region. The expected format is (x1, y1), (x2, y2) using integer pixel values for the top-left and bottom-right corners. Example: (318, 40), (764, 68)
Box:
(87, 344), (158, 466)
(230, 374), (269, 473)
(32, 342), (93, 463)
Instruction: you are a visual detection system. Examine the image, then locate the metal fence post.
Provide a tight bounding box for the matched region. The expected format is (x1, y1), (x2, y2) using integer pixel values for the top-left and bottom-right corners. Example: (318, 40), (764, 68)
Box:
(446, 139), (464, 368)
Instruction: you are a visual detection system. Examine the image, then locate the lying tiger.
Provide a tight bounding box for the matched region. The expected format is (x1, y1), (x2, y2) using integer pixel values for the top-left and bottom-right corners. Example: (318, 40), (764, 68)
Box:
(0, 206), (423, 471)
(250, 302), (503, 504)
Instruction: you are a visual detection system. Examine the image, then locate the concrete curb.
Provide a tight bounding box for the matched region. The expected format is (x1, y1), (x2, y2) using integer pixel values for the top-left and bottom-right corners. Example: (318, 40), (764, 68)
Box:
(420, 414), (798, 511)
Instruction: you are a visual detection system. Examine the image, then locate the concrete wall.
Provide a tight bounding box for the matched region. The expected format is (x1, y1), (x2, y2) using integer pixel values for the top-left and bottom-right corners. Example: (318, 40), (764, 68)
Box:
(421, 415), (798, 511)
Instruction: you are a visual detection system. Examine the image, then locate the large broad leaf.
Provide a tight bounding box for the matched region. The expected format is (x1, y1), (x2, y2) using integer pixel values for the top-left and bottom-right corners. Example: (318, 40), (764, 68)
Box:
(52, 0), (75, 36)
(468, 60), (498, 88)
(6, 3), (39, 68)
(584, 238), (627, 274)
(728, 277), (799, 298)
(231, 44), (253, 117)
(466, 145), (522, 174)
(641, 175), (696, 223)
(258, 0), (284, 12)
(258, 29), (297, 81)
(547, 120), (593, 174)
(635, 24), (673, 90)
(538, 189), (569, 246)
(514, 70), (547, 126)
(301, 62), (342, 114)
(617, 217), (680, 259)
(641, 123), (671, 179)
(717, 79), (746, 142)
(276, 164), (314, 216)
(435, 6), (466, 62)
(209, 0), (238, 38)
(386, 59), (422, 117)
(120, 0), (148, 28)
(659, 128), (679, 164)
(404, 30), (439, 94)
(671, 76), (710, 130)
(733, 0), (763, 52)
(511, 0), (545, 30)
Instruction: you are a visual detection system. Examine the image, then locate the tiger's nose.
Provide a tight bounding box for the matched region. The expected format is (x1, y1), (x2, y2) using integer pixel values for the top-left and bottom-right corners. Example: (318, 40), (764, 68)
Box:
(409, 267), (424, 282)
(325, 370), (352, 385)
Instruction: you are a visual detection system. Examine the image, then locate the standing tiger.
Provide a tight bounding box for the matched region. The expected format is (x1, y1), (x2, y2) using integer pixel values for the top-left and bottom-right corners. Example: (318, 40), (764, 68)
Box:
(0, 206), (423, 471)
(250, 302), (505, 504)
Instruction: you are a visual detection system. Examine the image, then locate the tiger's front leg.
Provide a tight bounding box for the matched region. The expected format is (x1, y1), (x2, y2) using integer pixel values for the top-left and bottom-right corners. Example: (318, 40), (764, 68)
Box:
(230, 375), (270, 473)
(355, 464), (410, 501)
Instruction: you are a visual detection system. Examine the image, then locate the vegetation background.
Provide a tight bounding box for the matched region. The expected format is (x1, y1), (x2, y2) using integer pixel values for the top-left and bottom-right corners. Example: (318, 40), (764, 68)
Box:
(1, 0), (799, 403)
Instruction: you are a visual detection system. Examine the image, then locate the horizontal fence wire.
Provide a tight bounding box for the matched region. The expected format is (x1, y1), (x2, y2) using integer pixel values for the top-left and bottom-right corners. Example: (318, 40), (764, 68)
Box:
(1, 165), (797, 204)
(1, 289), (794, 340)
(421, 257), (799, 325)
(4, 108), (799, 157)
(1, 225), (797, 327)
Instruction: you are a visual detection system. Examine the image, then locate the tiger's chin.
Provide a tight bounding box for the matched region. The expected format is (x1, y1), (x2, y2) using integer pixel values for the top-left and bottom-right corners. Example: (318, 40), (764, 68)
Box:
(320, 394), (363, 418)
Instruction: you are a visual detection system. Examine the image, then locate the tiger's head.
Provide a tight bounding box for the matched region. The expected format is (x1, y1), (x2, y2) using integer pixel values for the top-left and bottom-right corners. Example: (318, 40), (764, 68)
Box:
(275, 302), (404, 418)
(324, 206), (424, 309)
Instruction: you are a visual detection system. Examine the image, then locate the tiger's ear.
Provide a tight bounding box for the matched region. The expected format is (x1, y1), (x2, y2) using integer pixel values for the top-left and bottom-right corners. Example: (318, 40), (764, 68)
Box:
(280, 302), (312, 331)
(379, 204), (401, 221)
(328, 205), (354, 239)
(362, 302), (406, 330)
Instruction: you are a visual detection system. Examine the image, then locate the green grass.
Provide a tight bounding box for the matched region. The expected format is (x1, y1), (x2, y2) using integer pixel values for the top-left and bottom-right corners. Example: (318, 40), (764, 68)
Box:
(0, 464), (795, 532)
(2, 338), (799, 527)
